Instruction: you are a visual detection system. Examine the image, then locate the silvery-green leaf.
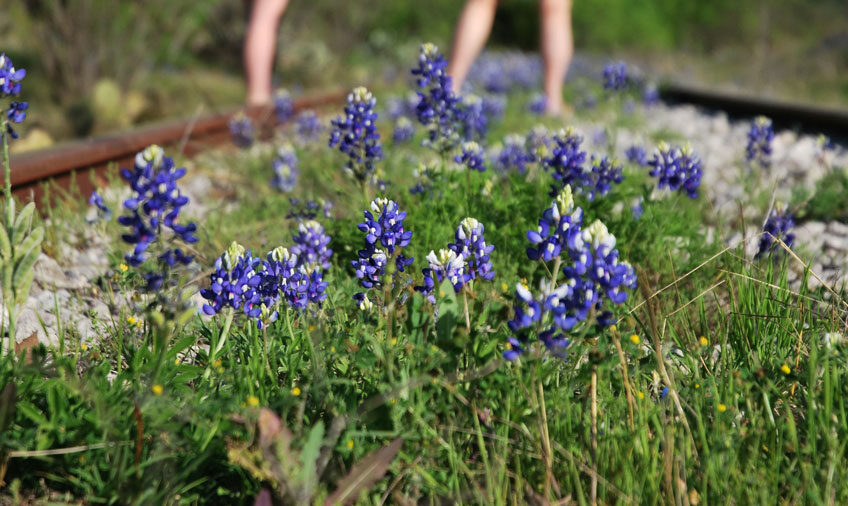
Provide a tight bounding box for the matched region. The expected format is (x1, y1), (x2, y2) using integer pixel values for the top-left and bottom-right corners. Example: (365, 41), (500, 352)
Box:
(5, 199), (14, 232)
(13, 202), (35, 241)
(14, 226), (43, 262)
(0, 223), (10, 259)
(14, 267), (34, 306)
(3, 262), (13, 297)
(13, 248), (39, 292)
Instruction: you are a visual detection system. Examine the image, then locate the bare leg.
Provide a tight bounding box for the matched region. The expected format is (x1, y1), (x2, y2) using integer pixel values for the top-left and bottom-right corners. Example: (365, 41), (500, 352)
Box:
(244, 0), (289, 106)
(539, 0), (573, 115)
(447, 0), (498, 92)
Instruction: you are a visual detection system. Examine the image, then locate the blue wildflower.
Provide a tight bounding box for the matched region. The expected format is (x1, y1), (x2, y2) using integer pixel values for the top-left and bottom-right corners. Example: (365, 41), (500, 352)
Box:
(526, 185), (583, 263)
(295, 110), (323, 143)
(544, 127), (588, 196)
(200, 242), (264, 320)
(118, 145), (197, 275)
(756, 204), (795, 258)
(357, 198), (412, 254)
(1, 53), (27, 138)
(602, 61), (629, 91)
(526, 125), (552, 163)
(481, 94), (506, 120)
(411, 43), (464, 154)
(631, 196), (644, 220)
(287, 197), (333, 222)
(449, 217), (494, 282)
(643, 83), (660, 106)
(493, 134), (532, 174)
(270, 144), (298, 192)
(648, 141), (703, 199)
(329, 86), (384, 183)
(625, 145), (648, 166)
(273, 88), (295, 123)
(584, 155), (623, 201)
(415, 249), (469, 303)
(456, 141), (486, 172)
(409, 163), (443, 198)
(291, 220), (333, 271)
(385, 92), (418, 121)
(746, 116), (774, 170)
(87, 191), (112, 222)
(229, 112), (254, 148)
(461, 94), (488, 141)
(392, 117), (415, 143)
(527, 93), (547, 115)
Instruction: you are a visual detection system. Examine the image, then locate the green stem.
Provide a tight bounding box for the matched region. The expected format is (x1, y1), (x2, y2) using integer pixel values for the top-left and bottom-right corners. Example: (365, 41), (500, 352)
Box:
(2, 126), (14, 345)
(3, 123), (11, 207)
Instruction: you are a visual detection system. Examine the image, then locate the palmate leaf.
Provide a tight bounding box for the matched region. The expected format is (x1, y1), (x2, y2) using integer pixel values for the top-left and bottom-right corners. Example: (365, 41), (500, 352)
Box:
(325, 438), (403, 506)
(0, 222), (10, 259)
(13, 201), (35, 242)
(13, 225), (42, 262)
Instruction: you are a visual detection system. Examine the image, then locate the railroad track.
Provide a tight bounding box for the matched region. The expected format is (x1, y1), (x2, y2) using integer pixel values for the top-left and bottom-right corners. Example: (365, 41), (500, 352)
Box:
(8, 83), (847, 204)
(8, 90), (346, 203)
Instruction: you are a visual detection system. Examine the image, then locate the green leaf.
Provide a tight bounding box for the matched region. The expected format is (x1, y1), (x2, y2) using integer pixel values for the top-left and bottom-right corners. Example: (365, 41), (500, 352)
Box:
(14, 267), (34, 307)
(13, 202), (35, 240)
(5, 198), (14, 231)
(297, 421), (325, 497)
(14, 225), (43, 262)
(13, 246), (40, 292)
(0, 222), (10, 259)
(435, 279), (459, 344)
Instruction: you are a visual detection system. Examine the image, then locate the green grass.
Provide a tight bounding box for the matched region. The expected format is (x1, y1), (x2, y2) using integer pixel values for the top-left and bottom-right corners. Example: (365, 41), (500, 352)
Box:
(2, 82), (848, 505)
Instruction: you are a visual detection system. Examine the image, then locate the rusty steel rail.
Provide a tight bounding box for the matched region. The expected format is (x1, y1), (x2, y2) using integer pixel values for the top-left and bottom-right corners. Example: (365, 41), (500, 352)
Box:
(9, 90), (346, 202)
(660, 82), (848, 140)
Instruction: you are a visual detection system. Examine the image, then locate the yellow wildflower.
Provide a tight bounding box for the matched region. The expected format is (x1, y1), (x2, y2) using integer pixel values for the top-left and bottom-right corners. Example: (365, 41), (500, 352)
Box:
(780, 364), (791, 374)
(247, 395), (259, 407)
(717, 403), (727, 412)
(629, 334), (640, 345)
(291, 387), (301, 397)
(152, 384), (163, 396)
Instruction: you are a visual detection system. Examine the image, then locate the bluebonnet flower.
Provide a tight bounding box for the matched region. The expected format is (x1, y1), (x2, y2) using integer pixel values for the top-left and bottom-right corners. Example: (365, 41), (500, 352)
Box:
(87, 191), (112, 222)
(643, 83), (660, 106)
(631, 196), (644, 220)
(118, 145), (197, 274)
(291, 220), (332, 271)
(527, 93), (547, 115)
(506, 196), (637, 360)
(229, 112), (254, 148)
(510, 53), (543, 90)
(461, 94), (488, 141)
(526, 125), (552, 163)
(352, 199), (414, 304)
(201, 242), (264, 319)
(329, 86), (383, 182)
(409, 163), (443, 198)
(745, 116), (774, 170)
(0, 54), (26, 97)
(526, 185), (583, 263)
(1, 53), (27, 138)
(584, 155), (623, 201)
(411, 43), (464, 153)
(385, 92), (418, 121)
(456, 141), (486, 172)
(579, 92), (598, 110)
(287, 197), (333, 222)
(295, 110), (323, 143)
(449, 217), (494, 282)
(756, 204), (795, 258)
(260, 246), (307, 312)
(592, 128), (607, 147)
(625, 145), (648, 166)
(493, 134), (532, 174)
(393, 117), (414, 143)
(481, 94), (506, 121)
(648, 142), (703, 199)
(270, 144), (298, 192)
(544, 127), (588, 195)
(602, 61), (629, 91)
(415, 249), (469, 303)
(273, 89), (295, 123)
(470, 53), (509, 93)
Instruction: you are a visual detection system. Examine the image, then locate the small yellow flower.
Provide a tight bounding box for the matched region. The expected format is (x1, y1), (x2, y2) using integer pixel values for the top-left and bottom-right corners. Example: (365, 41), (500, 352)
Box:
(346, 439), (354, 449)
(431, 345), (439, 352)
(247, 395), (259, 407)
(717, 403), (727, 412)
(308, 325), (316, 332)
(127, 316), (137, 325)
(629, 334), (640, 345)
(390, 337), (398, 346)
(213, 359), (222, 368)
(699, 336), (708, 347)
(81, 343), (89, 351)
(694, 383), (700, 389)
(330, 346), (336, 353)
(637, 391), (645, 400)
(119, 263), (129, 273)
(291, 387), (301, 397)
(780, 364), (791, 374)
(390, 398), (397, 404)
(609, 324), (617, 332)
(152, 384), (163, 396)
(501, 282), (508, 293)
(174, 358), (181, 365)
